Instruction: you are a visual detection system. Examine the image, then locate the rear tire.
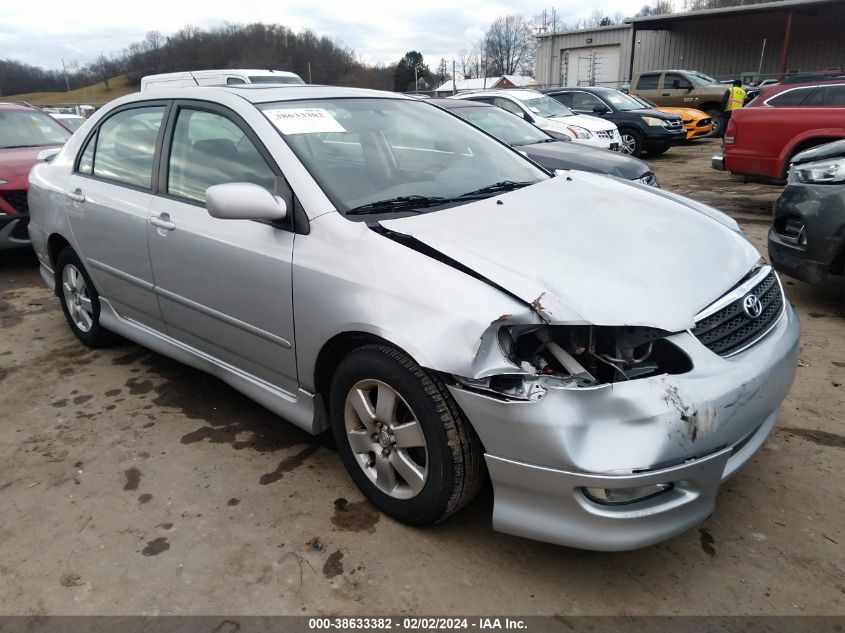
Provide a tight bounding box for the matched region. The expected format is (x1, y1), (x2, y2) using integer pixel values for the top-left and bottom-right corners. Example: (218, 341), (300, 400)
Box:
(329, 344), (483, 525)
(56, 248), (119, 348)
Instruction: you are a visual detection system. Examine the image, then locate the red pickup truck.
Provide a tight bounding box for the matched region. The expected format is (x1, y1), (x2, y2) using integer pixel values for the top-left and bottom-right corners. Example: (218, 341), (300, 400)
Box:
(712, 79), (845, 180)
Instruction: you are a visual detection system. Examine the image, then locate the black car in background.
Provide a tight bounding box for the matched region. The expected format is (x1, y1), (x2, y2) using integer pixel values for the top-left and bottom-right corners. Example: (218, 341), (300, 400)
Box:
(542, 86), (686, 157)
(769, 139), (845, 287)
(431, 98), (657, 186)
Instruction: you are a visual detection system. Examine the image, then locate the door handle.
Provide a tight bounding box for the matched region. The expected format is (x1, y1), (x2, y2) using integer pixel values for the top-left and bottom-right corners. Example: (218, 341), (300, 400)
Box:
(662, 92), (670, 96)
(66, 190), (85, 203)
(150, 214), (175, 231)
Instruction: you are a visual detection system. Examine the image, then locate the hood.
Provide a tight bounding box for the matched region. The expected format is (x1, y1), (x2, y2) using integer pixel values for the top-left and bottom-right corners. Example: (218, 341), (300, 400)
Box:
(629, 108), (680, 122)
(0, 145), (58, 187)
(657, 106), (708, 120)
(539, 114), (616, 134)
(380, 174), (758, 332)
(791, 139), (845, 165)
(521, 141), (649, 180)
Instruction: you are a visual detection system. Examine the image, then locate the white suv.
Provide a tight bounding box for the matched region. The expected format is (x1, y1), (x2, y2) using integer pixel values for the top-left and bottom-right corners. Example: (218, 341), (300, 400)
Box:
(451, 89), (621, 151)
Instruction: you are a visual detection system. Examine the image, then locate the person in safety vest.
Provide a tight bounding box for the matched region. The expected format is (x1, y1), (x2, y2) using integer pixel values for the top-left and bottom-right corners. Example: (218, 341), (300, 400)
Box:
(720, 79), (746, 136)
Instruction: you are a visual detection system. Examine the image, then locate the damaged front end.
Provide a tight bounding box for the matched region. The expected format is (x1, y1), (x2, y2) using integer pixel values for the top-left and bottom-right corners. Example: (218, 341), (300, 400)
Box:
(460, 318), (693, 401)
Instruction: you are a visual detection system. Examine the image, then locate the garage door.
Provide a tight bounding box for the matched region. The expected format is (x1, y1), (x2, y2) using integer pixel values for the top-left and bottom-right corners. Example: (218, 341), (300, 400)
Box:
(561, 44), (621, 87)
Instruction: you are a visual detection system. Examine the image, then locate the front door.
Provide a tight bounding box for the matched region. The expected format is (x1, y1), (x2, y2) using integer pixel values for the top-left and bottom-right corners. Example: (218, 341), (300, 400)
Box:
(65, 103), (168, 330)
(147, 103), (298, 394)
(662, 73), (696, 107)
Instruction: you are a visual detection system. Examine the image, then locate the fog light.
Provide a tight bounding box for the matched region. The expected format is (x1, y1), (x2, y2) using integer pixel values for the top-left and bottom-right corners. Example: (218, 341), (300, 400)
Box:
(583, 483), (673, 505)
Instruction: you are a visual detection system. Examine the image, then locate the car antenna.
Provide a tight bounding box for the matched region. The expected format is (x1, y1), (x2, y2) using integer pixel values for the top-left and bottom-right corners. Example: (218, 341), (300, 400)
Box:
(188, 71), (200, 86)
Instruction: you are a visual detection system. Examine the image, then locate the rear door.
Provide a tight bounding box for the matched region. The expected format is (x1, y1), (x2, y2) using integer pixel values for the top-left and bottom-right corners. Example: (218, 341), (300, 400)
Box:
(64, 102), (168, 330)
(633, 73), (661, 103)
(146, 101), (299, 393)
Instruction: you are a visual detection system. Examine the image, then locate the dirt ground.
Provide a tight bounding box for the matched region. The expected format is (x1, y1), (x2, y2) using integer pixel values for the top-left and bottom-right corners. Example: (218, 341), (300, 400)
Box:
(1, 137), (843, 616)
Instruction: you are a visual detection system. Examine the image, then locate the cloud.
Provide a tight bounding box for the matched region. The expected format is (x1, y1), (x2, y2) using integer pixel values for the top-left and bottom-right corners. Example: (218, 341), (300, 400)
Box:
(1, 0), (645, 69)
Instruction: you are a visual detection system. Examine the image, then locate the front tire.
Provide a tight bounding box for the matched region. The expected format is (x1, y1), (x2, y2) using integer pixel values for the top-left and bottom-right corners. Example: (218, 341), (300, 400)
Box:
(619, 129), (643, 156)
(707, 109), (723, 136)
(329, 344), (483, 525)
(56, 248), (118, 347)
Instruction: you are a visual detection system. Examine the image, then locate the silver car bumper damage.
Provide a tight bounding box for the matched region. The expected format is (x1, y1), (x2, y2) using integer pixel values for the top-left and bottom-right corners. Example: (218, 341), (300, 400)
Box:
(448, 303), (800, 550)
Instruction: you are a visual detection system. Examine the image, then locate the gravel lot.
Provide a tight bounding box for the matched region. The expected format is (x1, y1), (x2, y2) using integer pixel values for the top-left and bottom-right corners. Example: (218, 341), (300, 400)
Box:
(1, 138), (843, 616)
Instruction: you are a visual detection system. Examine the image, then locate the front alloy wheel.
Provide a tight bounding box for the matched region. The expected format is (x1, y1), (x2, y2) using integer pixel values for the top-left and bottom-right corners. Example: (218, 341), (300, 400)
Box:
(344, 379), (428, 499)
(330, 344), (483, 525)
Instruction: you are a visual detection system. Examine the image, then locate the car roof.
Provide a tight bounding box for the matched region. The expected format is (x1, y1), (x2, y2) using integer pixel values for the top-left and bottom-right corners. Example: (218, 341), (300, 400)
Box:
(0, 101), (39, 111)
(429, 98), (489, 109)
(545, 86), (617, 94)
(758, 78), (845, 101)
(121, 84), (413, 105)
(457, 89), (542, 100)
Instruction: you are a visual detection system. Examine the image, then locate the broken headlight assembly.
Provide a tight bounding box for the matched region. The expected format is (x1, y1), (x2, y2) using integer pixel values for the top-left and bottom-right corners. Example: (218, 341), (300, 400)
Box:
(456, 324), (693, 401)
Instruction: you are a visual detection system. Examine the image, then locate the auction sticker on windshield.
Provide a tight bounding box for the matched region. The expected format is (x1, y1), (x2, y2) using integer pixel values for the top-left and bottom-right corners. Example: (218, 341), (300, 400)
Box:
(264, 108), (346, 135)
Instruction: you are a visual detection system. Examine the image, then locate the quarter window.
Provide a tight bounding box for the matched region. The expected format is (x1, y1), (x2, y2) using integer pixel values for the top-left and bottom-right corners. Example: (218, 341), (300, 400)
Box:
(767, 87), (813, 106)
(89, 106), (165, 188)
(77, 132), (97, 175)
(636, 74), (660, 90)
(167, 109), (276, 203)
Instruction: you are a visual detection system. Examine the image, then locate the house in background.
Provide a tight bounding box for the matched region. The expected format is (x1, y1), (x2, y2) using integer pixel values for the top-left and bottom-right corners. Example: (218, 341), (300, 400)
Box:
(433, 75), (539, 96)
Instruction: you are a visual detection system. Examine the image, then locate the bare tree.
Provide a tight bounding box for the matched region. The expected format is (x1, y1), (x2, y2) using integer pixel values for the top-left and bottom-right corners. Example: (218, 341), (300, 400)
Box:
(95, 54), (111, 89)
(484, 15), (535, 76)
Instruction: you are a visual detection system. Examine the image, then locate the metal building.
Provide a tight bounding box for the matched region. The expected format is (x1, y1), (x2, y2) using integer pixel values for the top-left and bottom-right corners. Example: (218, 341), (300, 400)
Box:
(535, 0), (845, 88)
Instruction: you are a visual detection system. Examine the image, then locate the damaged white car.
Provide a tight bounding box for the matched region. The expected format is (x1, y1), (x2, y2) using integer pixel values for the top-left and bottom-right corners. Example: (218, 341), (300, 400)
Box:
(27, 86), (800, 550)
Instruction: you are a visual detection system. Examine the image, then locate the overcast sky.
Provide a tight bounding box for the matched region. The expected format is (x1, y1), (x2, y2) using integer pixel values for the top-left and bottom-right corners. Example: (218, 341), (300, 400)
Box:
(1, 0), (648, 70)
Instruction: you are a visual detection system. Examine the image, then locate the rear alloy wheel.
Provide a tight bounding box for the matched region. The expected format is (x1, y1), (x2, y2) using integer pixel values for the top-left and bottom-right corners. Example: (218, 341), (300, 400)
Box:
(330, 344), (483, 525)
(619, 129), (643, 156)
(56, 248), (119, 348)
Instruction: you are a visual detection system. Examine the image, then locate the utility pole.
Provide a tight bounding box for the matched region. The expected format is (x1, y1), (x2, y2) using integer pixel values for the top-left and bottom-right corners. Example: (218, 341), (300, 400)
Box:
(414, 64), (418, 93)
(307, 62), (312, 84)
(61, 58), (70, 93)
(549, 8), (557, 85)
(452, 59), (456, 94)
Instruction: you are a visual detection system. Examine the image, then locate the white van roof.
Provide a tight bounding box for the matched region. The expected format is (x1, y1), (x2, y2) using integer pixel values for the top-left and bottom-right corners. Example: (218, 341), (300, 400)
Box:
(141, 69), (304, 90)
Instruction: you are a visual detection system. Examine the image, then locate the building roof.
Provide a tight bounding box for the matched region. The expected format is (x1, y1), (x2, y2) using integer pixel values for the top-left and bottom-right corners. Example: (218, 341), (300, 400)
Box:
(626, 0), (839, 28)
(535, 23), (631, 39)
(434, 75), (537, 93)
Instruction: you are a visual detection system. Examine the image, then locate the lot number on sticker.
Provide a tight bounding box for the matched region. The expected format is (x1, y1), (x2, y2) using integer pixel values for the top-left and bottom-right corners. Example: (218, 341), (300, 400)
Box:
(265, 108), (346, 135)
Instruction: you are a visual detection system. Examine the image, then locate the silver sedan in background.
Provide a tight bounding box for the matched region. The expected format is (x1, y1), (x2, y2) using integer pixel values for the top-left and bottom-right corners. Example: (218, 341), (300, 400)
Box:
(27, 85), (799, 550)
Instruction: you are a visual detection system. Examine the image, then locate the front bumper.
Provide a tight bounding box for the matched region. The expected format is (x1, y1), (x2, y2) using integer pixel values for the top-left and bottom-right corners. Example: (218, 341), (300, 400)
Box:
(448, 303), (800, 550)
(643, 127), (687, 149)
(0, 214), (31, 250)
(574, 132), (619, 151)
(768, 182), (845, 286)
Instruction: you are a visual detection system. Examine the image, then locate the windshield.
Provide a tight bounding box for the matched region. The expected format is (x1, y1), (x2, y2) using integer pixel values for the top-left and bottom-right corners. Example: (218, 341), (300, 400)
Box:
(690, 71), (720, 85)
(249, 75), (304, 85)
(58, 116), (85, 131)
(260, 98), (547, 215)
(603, 90), (650, 111)
(450, 106), (551, 146)
(0, 109), (71, 148)
(520, 95), (574, 118)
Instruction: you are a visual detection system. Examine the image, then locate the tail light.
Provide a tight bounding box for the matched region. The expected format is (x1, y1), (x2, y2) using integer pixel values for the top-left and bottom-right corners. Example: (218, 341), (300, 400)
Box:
(725, 119), (737, 145)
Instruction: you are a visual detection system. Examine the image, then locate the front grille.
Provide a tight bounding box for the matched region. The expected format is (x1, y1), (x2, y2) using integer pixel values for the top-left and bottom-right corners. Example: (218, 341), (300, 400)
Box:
(596, 130), (617, 140)
(697, 118), (713, 127)
(1, 191), (28, 215)
(691, 270), (784, 357)
(775, 215), (806, 244)
(665, 119), (684, 130)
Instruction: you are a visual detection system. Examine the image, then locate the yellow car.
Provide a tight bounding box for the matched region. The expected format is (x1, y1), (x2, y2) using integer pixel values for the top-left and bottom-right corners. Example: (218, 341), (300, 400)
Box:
(632, 96), (713, 140)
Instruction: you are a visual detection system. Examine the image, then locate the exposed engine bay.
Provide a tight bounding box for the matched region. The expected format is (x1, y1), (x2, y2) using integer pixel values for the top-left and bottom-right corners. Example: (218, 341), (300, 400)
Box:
(458, 325), (693, 401)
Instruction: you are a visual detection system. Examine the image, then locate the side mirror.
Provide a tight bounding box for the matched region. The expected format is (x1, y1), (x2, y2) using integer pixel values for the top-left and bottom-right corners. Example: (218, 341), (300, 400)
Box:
(592, 105), (609, 114)
(206, 182), (287, 221)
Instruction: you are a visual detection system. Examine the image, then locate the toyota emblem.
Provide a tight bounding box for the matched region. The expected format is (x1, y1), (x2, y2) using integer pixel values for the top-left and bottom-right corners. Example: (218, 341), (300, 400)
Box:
(742, 293), (763, 319)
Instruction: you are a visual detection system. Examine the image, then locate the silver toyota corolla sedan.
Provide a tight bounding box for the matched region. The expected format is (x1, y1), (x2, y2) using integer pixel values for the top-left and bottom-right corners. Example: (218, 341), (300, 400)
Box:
(27, 85), (799, 550)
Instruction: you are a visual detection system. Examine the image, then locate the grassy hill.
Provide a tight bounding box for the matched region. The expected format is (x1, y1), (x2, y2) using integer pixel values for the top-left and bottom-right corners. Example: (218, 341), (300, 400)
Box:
(4, 74), (138, 106)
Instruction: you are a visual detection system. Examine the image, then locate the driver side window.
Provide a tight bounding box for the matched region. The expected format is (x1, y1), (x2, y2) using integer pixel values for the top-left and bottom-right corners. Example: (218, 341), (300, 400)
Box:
(571, 92), (606, 112)
(665, 74), (692, 90)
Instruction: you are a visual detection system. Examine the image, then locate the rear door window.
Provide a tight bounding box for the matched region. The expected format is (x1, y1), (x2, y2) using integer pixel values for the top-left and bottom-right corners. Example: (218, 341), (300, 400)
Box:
(492, 97), (524, 117)
(822, 85), (845, 106)
(89, 106), (166, 188)
(636, 74), (660, 90)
